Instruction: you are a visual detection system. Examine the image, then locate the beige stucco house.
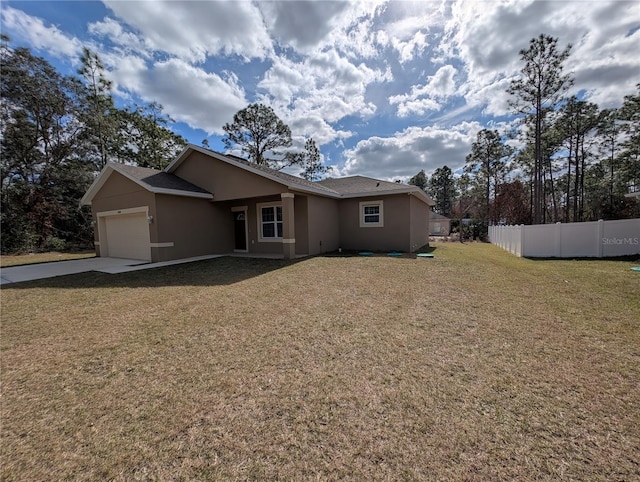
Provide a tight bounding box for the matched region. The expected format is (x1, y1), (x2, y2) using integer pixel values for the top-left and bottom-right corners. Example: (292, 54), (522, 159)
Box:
(81, 145), (434, 261)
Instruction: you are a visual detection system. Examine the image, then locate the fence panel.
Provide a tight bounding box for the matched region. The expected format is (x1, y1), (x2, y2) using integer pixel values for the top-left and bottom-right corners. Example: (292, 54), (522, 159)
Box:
(489, 219), (639, 258)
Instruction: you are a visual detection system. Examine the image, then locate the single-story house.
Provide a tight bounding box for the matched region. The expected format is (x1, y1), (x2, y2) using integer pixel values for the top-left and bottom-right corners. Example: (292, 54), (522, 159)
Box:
(429, 212), (451, 236)
(81, 145), (435, 261)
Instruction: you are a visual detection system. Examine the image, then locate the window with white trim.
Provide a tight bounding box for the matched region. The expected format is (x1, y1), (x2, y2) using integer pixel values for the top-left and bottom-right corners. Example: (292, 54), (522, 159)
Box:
(258, 203), (283, 240)
(360, 200), (384, 227)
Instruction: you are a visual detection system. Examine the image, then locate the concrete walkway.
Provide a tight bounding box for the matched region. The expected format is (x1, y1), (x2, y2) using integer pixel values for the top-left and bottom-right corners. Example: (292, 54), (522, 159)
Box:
(0, 255), (223, 285)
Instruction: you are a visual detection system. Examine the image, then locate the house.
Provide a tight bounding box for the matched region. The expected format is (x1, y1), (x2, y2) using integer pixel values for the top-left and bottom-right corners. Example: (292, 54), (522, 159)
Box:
(81, 145), (435, 261)
(429, 212), (451, 236)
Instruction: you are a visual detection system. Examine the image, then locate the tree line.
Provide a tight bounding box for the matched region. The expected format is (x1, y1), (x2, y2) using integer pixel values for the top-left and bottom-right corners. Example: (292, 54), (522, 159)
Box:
(410, 34), (639, 232)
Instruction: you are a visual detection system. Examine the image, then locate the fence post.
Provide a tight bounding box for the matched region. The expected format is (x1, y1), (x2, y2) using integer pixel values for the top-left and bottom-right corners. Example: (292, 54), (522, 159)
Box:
(556, 222), (562, 258)
(520, 224), (526, 257)
(597, 219), (604, 258)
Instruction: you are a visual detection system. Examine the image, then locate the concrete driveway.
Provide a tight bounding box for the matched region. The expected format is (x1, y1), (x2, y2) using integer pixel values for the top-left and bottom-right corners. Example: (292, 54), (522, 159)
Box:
(0, 255), (223, 285)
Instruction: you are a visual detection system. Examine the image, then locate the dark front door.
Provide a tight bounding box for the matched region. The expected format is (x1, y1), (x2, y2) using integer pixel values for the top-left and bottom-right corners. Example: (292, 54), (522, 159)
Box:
(234, 212), (247, 251)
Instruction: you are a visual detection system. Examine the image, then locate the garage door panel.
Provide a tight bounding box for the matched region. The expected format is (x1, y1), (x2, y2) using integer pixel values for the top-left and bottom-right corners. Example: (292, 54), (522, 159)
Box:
(105, 213), (151, 260)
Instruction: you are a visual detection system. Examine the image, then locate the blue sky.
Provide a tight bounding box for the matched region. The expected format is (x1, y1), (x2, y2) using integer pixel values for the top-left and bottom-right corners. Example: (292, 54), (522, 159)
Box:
(2, 0), (639, 180)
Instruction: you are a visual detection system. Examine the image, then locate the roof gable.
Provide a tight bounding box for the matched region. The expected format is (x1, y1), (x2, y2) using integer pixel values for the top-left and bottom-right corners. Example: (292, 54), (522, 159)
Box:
(165, 145), (339, 198)
(80, 163), (213, 205)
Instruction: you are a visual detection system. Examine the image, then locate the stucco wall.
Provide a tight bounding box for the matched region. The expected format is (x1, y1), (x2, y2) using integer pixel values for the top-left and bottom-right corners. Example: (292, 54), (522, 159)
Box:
(153, 194), (232, 262)
(338, 194), (411, 252)
(173, 151), (284, 201)
(409, 194), (430, 251)
(237, 195), (285, 255)
(294, 195), (309, 255)
(307, 195), (340, 255)
(90, 173), (156, 256)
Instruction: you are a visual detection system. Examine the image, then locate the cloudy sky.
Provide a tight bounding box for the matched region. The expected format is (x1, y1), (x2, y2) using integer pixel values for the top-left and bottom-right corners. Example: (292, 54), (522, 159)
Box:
(2, 0), (639, 180)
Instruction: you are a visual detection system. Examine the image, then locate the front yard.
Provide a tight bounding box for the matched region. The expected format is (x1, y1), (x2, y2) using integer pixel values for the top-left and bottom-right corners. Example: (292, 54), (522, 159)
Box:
(2, 243), (639, 480)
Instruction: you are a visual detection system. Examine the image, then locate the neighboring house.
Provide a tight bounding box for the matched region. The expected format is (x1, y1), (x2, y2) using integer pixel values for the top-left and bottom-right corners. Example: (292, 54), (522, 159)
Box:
(81, 145), (435, 261)
(429, 212), (451, 236)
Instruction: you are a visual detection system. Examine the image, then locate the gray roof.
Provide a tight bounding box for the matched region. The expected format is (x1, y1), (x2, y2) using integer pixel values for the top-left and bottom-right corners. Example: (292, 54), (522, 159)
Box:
(316, 175), (417, 195)
(224, 154), (339, 195)
(430, 212), (450, 221)
(116, 164), (210, 194)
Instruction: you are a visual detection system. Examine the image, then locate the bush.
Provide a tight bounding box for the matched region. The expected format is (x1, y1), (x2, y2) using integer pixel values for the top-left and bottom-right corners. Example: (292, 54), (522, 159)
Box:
(43, 236), (67, 252)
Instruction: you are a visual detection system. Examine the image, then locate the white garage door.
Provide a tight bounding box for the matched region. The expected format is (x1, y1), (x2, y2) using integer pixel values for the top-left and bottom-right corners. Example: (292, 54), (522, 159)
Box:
(104, 213), (151, 261)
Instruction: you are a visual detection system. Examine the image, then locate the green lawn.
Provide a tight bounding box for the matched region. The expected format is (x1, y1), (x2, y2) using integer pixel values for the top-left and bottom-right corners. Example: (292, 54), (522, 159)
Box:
(2, 243), (639, 480)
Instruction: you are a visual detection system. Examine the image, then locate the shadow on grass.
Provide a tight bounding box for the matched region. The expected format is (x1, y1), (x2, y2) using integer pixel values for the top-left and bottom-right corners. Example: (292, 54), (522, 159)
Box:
(321, 244), (437, 259)
(1, 256), (306, 290)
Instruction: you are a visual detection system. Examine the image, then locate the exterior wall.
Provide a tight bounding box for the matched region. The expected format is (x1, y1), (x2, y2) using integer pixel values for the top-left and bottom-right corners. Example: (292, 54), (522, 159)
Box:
(152, 194), (233, 262)
(238, 195), (286, 255)
(90, 173), (156, 257)
(307, 195), (340, 255)
(294, 195), (309, 255)
(429, 213), (451, 236)
(173, 151), (284, 201)
(338, 194), (411, 252)
(409, 194), (430, 251)
(489, 218), (640, 258)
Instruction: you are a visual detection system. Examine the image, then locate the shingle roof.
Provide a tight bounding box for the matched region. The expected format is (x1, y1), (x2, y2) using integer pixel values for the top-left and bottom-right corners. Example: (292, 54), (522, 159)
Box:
(163, 145), (433, 206)
(430, 212), (450, 221)
(224, 154), (339, 195)
(316, 175), (417, 195)
(115, 164), (210, 194)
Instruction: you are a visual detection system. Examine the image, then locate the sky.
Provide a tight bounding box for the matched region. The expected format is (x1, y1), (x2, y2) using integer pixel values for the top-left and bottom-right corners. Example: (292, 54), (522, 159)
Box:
(2, 0), (639, 181)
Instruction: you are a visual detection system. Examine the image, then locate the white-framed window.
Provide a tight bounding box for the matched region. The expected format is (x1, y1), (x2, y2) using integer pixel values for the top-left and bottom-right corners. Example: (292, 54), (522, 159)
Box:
(257, 202), (283, 241)
(359, 200), (384, 227)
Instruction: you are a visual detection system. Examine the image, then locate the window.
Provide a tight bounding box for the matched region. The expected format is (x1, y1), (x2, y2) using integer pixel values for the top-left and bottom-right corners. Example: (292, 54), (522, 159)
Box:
(360, 200), (384, 227)
(258, 203), (283, 240)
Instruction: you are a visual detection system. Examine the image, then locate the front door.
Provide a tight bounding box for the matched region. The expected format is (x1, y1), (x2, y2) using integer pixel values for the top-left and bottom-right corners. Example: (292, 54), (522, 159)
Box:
(233, 211), (247, 251)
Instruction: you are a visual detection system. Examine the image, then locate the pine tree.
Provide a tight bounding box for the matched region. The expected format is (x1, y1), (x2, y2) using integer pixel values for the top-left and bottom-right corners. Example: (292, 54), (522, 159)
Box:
(508, 34), (573, 224)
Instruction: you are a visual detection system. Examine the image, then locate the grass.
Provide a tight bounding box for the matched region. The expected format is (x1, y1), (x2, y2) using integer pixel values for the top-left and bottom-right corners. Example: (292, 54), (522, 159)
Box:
(1, 251), (95, 268)
(1, 243), (639, 481)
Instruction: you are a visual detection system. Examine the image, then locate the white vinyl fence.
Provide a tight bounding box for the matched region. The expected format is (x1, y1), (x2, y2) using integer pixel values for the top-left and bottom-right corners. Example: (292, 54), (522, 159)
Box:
(489, 219), (640, 258)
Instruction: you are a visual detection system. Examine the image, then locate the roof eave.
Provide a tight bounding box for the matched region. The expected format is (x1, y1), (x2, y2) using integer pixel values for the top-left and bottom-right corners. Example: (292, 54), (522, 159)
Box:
(339, 187), (434, 205)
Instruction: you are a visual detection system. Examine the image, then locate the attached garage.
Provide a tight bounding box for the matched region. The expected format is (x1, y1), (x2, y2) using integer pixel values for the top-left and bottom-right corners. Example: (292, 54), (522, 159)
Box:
(98, 208), (151, 261)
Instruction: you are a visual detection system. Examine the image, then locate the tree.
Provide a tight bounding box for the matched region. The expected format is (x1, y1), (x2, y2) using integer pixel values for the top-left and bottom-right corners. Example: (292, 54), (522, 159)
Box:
(428, 166), (456, 216)
(76, 47), (117, 170)
(493, 180), (531, 225)
(464, 129), (511, 223)
(555, 97), (600, 221)
(222, 103), (294, 169)
(617, 85), (640, 196)
(1, 41), (92, 252)
(117, 102), (187, 169)
(408, 169), (428, 190)
(295, 138), (330, 181)
(508, 34), (573, 224)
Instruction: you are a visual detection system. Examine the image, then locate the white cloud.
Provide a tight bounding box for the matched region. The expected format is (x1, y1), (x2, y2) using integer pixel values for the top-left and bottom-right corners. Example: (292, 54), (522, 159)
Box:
(341, 121), (482, 180)
(88, 17), (151, 58)
(103, 0), (273, 62)
(1, 6), (83, 58)
(106, 56), (247, 134)
(440, 0), (640, 116)
(258, 49), (390, 142)
(389, 64), (458, 116)
(259, 0), (350, 51)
